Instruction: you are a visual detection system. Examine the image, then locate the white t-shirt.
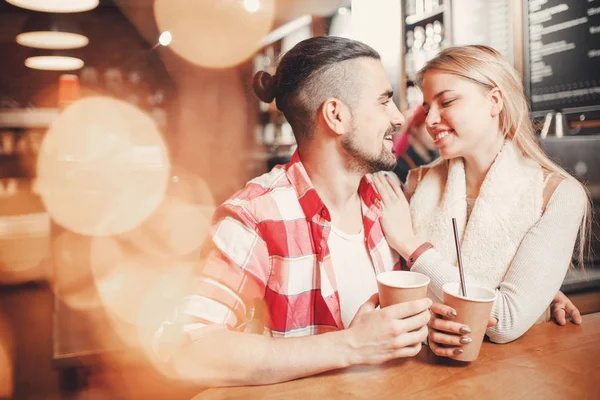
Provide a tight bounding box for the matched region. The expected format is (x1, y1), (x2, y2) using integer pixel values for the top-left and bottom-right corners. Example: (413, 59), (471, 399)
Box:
(328, 226), (378, 328)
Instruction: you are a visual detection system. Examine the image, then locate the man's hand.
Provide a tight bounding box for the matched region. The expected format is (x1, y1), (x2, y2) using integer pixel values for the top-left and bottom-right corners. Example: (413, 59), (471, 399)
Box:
(345, 294), (431, 365)
(551, 291), (582, 325)
(427, 302), (496, 358)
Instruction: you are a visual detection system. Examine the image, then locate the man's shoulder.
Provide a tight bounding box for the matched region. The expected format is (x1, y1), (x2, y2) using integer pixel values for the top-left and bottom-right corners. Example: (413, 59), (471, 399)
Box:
(217, 165), (299, 226)
(228, 166), (289, 203)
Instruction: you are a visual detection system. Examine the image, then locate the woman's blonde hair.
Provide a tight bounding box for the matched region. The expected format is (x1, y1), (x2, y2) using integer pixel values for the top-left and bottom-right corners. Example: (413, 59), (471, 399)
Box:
(416, 45), (592, 270)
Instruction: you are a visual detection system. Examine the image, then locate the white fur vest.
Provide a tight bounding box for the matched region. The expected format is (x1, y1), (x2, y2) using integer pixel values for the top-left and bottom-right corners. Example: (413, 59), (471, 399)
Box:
(410, 140), (545, 287)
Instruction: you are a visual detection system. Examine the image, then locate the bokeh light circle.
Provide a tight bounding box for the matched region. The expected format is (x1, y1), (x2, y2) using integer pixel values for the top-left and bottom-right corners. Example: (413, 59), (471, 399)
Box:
(136, 261), (198, 380)
(122, 168), (215, 258)
(90, 252), (168, 326)
(50, 232), (124, 311)
(37, 97), (170, 236)
(153, 0), (275, 68)
(89, 250), (196, 356)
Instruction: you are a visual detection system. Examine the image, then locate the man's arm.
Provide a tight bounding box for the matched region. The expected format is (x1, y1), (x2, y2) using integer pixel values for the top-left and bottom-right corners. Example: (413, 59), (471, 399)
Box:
(155, 205), (430, 386)
(171, 328), (349, 386)
(169, 294), (431, 387)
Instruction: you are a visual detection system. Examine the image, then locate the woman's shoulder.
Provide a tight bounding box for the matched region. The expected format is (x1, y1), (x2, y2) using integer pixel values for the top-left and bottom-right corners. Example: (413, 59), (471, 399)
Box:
(409, 157), (445, 178)
(406, 158), (445, 197)
(542, 171), (588, 214)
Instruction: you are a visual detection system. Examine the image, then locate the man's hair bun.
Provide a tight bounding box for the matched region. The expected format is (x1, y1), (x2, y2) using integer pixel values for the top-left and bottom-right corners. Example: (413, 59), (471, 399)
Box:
(252, 70), (277, 103)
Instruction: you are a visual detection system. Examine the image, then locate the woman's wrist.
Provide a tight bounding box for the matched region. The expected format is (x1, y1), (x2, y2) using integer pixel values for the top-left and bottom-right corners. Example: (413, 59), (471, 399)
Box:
(394, 236), (425, 260)
(405, 242), (434, 269)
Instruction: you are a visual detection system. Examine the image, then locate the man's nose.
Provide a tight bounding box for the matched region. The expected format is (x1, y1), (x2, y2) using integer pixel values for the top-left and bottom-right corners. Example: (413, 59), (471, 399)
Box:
(391, 104), (406, 127)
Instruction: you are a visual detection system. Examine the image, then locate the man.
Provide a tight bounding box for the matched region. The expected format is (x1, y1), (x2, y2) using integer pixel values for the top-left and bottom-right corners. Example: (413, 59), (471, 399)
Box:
(154, 36), (431, 386)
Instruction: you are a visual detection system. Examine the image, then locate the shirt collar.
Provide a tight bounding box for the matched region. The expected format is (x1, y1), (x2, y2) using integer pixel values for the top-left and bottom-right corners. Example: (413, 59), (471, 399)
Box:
(284, 150), (383, 221)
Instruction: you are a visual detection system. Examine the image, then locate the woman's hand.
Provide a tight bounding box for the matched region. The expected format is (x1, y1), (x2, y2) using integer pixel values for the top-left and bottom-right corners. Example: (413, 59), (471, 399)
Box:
(551, 291), (582, 325)
(428, 303), (497, 358)
(372, 172), (423, 259)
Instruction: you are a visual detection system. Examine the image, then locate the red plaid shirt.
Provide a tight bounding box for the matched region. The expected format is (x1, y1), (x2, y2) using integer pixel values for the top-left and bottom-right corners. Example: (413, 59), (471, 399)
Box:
(154, 152), (400, 358)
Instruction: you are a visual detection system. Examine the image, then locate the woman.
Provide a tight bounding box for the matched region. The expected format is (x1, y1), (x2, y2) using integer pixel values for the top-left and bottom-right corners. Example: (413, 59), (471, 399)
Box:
(374, 45), (590, 357)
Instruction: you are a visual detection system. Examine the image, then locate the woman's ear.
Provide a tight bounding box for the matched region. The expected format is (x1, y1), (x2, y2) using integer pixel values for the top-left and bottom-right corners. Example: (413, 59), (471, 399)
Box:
(489, 87), (504, 118)
(321, 97), (351, 136)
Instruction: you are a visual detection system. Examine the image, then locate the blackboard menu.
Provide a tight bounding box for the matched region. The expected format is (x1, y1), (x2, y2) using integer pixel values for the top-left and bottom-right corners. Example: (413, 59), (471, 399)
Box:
(528, 0), (600, 112)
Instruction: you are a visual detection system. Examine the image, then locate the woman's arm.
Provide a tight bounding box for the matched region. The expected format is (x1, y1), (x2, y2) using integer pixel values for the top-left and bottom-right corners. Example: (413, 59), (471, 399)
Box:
(412, 178), (586, 343)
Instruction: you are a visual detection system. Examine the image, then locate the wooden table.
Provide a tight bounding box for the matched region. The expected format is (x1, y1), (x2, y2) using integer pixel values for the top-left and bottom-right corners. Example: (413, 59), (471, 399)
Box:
(195, 313), (600, 400)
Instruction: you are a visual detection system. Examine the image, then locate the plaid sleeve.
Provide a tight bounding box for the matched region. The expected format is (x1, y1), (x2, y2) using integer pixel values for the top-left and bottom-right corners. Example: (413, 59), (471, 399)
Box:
(153, 204), (270, 361)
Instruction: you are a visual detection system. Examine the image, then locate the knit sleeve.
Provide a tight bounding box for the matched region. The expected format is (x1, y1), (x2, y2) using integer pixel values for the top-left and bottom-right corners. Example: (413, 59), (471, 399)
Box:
(412, 178), (586, 344)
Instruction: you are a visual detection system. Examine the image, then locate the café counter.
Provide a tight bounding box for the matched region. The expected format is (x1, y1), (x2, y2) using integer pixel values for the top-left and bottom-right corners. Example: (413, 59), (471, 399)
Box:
(194, 313), (600, 400)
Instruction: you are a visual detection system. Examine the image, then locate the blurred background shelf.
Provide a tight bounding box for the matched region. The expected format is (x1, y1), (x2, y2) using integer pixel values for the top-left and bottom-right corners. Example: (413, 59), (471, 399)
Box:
(0, 108), (58, 128)
(405, 7), (445, 26)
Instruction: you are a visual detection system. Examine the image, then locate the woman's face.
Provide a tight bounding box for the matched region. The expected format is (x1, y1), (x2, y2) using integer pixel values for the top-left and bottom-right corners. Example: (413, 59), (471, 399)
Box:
(421, 70), (502, 160)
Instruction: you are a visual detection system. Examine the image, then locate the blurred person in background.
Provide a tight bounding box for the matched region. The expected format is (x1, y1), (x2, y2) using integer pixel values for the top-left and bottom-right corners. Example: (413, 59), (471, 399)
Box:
(392, 104), (438, 183)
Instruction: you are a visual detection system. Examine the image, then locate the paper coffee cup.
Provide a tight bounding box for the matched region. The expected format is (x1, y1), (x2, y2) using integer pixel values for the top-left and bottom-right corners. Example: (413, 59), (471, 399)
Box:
(442, 282), (496, 362)
(377, 271), (430, 308)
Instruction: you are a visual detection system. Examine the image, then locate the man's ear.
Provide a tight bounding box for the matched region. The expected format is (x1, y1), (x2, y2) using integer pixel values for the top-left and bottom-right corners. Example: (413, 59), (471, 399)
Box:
(321, 97), (351, 136)
(489, 87), (504, 118)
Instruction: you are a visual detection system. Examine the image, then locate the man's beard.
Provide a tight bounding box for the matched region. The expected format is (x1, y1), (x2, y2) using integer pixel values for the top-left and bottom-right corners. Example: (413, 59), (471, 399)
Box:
(341, 127), (397, 174)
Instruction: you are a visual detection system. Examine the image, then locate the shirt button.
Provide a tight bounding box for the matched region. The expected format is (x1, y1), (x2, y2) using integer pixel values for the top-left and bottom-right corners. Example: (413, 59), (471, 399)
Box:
(316, 245), (322, 253)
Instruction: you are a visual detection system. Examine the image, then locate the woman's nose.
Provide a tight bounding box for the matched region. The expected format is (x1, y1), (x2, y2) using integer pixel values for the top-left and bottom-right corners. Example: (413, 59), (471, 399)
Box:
(425, 107), (440, 128)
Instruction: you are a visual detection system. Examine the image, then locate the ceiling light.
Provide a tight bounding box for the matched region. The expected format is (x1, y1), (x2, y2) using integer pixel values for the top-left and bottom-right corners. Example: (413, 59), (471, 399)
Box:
(244, 0), (260, 14)
(17, 32), (88, 49)
(6, 0), (99, 13)
(158, 31), (172, 46)
(17, 14), (88, 49)
(25, 56), (84, 71)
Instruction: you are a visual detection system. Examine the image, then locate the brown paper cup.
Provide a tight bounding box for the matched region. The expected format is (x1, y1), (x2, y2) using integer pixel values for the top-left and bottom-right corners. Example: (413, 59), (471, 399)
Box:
(377, 271), (430, 308)
(442, 282), (496, 362)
